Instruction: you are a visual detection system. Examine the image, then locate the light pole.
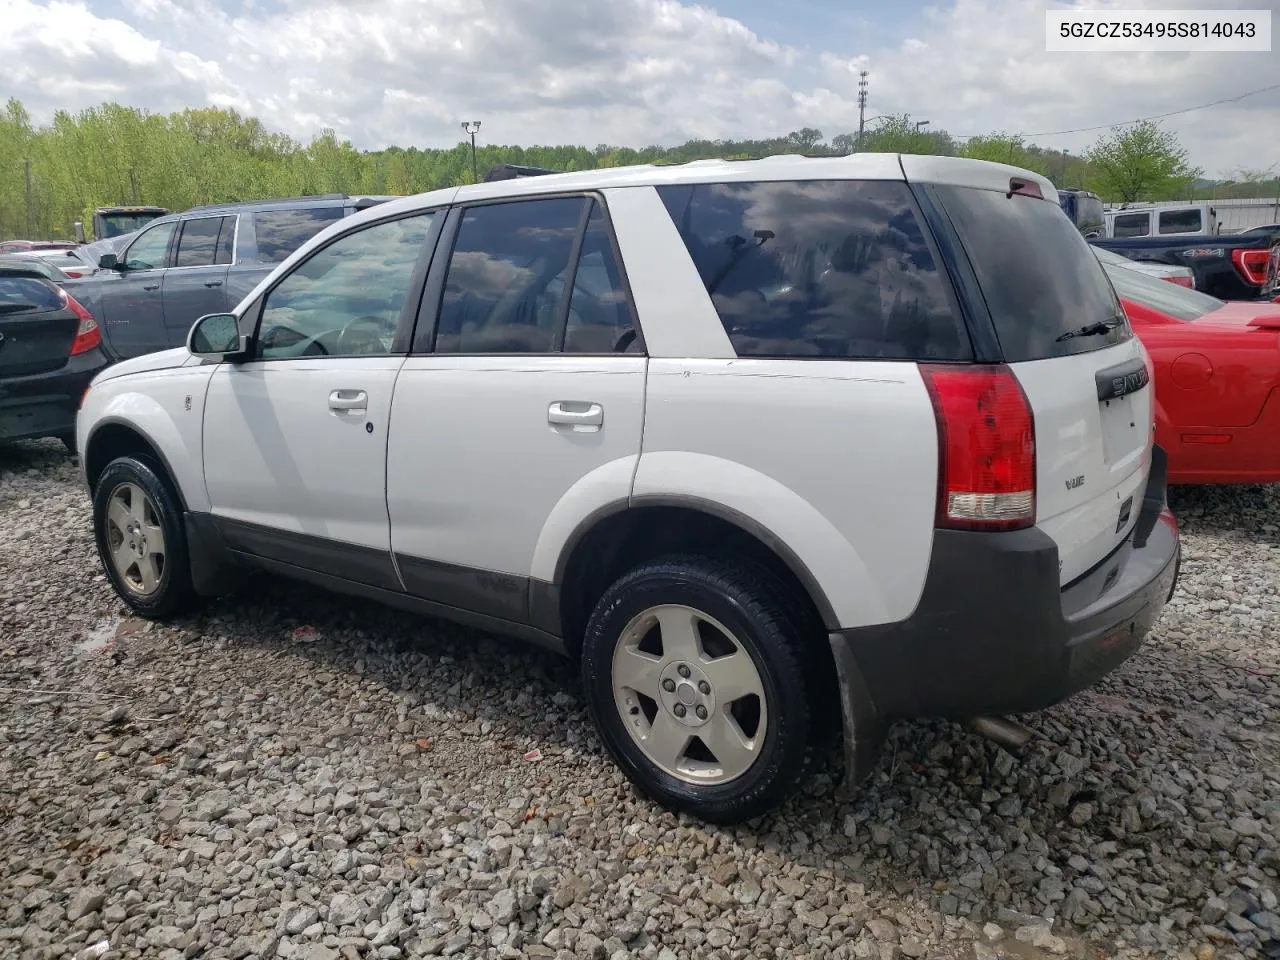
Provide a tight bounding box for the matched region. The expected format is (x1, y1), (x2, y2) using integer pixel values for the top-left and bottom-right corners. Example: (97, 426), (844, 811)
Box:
(915, 120), (930, 132)
(461, 120), (481, 182)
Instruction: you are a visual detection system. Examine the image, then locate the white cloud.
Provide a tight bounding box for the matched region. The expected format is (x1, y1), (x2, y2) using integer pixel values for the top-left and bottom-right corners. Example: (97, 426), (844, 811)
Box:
(1, 0), (1277, 176)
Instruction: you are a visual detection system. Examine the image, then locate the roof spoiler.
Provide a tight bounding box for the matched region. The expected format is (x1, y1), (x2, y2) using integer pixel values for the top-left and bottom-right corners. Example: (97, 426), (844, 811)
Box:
(483, 164), (561, 182)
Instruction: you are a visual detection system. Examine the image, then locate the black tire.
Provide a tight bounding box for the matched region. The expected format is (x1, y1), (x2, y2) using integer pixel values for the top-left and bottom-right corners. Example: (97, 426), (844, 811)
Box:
(581, 554), (818, 824)
(92, 456), (195, 619)
(56, 432), (77, 454)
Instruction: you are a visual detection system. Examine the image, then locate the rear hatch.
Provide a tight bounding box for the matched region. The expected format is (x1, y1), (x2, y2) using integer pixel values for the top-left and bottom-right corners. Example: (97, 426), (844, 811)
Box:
(0, 275), (78, 378)
(926, 172), (1153, 585)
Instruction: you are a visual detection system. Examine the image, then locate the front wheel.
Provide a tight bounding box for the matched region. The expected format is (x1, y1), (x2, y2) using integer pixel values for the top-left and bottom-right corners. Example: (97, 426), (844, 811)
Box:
(581, 555), (818, 824)
(92, 456), (195, 619)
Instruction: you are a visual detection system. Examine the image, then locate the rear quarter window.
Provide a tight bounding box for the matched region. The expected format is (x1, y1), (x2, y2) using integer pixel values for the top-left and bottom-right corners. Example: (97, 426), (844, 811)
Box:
(656, 180), (970, 360)
(1112, 213), (1151, 239)
(934, 185), (1130, 362)
(253, 207), (345, 264)
(1159, 209), (1203, 235)
(0, 276), (63, 313)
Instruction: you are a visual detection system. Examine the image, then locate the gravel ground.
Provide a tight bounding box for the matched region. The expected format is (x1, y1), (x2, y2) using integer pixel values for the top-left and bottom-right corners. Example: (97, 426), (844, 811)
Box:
(1, 438), (1277, 960)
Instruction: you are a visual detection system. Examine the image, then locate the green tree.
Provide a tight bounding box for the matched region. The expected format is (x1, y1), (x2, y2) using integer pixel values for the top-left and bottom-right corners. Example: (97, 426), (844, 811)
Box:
(1085, 120), (1200, 202)
(859, 115), (954, 156)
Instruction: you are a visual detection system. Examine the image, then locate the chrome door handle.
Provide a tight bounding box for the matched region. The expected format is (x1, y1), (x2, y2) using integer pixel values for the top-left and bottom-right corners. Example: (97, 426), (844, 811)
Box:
(548, 401), (603, 427)
(328, 389), (368, 412)
(143, 284), (159, 291)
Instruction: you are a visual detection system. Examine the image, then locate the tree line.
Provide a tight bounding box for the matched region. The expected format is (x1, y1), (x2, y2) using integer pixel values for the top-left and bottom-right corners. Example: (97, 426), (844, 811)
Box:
(3, 96), (1252, 242)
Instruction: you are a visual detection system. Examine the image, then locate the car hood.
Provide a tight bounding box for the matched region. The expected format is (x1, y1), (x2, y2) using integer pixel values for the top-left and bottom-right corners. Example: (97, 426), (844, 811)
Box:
(93, 347), (200, 383)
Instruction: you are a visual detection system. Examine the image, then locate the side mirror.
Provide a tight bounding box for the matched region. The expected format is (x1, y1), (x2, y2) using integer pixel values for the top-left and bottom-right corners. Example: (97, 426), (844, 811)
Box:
(98, 253), (120, 270)
(188, 313), (248, 361)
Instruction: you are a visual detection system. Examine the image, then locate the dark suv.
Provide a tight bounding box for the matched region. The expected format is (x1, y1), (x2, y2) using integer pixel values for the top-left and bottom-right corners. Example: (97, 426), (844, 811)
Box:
(0, 259), (107, 448)
(64, 194), (394, 360)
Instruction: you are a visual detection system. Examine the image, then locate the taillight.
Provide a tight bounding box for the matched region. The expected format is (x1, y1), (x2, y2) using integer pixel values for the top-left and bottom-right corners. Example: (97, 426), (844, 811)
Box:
(921, 365), (1036, 532)
(1232, 249), (1270, 286)
(1163, 274), (1194, 288)
(64, 293), (101, 356)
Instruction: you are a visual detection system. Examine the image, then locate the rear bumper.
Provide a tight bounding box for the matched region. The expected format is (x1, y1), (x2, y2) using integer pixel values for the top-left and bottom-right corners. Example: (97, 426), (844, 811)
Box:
(0, 349), (107, 444)
(830, 446), (1180, 776)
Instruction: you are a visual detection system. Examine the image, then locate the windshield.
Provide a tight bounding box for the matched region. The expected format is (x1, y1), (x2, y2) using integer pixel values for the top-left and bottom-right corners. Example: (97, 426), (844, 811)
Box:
(1102, 261), (1226, 321)
(99, 213), (165, 237)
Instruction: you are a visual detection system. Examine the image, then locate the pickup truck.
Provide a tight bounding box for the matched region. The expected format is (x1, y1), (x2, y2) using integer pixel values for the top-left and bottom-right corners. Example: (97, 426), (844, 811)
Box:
(1092, 231), (1280, 301)
(64, 194), (393, 360)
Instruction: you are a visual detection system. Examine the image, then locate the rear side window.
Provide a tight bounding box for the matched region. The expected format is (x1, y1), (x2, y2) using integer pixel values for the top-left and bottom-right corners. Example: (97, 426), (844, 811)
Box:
(1112, 212), (1151, 239)
(435, 197), (586, 354)
(0, 276), (63, 314)
(175, 216), (233, 267)
(935, 186), (1129, 361)
(253, 207), (344, 264)
(657, 180), (969, 360)
(1158, 209), (1202, 235)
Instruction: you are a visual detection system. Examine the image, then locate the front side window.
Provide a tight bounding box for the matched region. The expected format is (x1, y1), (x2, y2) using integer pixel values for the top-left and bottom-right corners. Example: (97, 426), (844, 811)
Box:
(435, 197), (587, 354)
(256, 213), (434, 359)
(253, 207), (345, 264)
(1158, 209), (1203, 235)
(1112, 213), (1151, 239)
(658, 179), (969, 360)
(123, 221), (177, 270)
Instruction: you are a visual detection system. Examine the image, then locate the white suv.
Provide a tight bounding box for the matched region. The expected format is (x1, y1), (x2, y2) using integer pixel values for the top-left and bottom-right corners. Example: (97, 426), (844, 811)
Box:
(77, 154), (1181, 824)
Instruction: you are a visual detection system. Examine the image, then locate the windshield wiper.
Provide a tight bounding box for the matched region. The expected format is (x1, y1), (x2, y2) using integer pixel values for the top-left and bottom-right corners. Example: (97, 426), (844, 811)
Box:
(1056, 317), (1122, 342)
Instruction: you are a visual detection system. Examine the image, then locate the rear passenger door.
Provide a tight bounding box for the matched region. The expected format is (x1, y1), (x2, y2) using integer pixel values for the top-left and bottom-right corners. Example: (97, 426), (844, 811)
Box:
(386, 195), (646, 623)
(161, 215), (235, 347)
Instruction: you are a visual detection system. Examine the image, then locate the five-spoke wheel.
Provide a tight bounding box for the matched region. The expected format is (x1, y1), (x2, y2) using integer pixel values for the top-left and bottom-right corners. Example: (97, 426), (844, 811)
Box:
(92, 456), (194, 618)
(583, 555), (819, 823)
(612, 604), (768, 785)
(104, 482), (167, 595)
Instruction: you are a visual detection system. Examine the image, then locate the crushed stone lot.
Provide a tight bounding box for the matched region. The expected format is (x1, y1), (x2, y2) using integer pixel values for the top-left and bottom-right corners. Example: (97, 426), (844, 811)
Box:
(1, 439), (1277, 960)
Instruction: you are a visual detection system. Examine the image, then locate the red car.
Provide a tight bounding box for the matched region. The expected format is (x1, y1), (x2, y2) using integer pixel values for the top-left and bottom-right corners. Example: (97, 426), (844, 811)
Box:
(1102, 260), (1280, 485)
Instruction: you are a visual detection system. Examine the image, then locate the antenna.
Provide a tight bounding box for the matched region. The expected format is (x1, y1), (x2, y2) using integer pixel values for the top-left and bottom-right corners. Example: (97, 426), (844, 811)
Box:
(856, 71), (869, 152)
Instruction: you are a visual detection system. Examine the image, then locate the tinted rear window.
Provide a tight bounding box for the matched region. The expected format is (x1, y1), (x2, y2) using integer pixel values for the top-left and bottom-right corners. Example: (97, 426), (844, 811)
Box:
(935, 185), (1129, 361)
(657, 180), (970, 360)
(0, 276), (63, 313)
(1104, 263), (1225, 321)
(1112, 213), (1151, 238)
(253, 207), (344, 263)
(1159, 209), (1203, 234)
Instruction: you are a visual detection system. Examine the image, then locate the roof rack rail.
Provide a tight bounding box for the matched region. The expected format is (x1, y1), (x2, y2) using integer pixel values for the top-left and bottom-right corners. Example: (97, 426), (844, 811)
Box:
(184, 193), (351, 212)
(483, 164), (561, 182)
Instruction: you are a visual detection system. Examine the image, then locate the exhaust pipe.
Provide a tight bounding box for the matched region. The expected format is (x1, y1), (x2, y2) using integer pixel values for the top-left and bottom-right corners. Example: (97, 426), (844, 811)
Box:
(967, 715), (1035, 750)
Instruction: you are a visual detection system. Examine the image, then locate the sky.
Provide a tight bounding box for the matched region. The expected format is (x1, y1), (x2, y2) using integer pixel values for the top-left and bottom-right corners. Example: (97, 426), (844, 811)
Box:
(3, 0), (1279, 178)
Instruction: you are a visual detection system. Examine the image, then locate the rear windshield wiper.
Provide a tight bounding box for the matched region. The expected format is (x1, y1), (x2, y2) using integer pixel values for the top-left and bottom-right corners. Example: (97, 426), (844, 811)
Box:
(1056, 317), (1122, 342)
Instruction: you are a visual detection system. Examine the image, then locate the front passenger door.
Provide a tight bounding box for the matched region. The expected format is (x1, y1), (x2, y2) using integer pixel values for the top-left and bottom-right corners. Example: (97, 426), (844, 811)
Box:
(101, 220), (176, 358)
(202, 210), (440, 588)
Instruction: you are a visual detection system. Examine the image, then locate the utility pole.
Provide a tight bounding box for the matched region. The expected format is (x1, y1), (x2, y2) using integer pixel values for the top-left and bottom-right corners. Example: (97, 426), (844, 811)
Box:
(856, 71), (869, 152)
(24, 157), (34, 237)
(461, 121), (482, 182)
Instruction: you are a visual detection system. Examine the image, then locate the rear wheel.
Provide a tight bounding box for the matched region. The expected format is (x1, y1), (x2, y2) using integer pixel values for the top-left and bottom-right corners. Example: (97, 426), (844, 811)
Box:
(92, 456), (194, 619)
(581, 555), (818, 824)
